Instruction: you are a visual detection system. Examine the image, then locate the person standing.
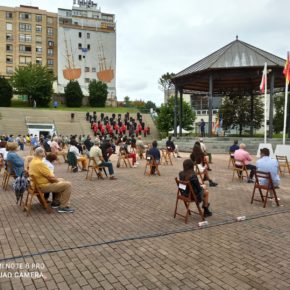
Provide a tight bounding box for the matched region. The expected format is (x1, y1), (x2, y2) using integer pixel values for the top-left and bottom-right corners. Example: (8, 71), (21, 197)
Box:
(199, 119), (205, 137)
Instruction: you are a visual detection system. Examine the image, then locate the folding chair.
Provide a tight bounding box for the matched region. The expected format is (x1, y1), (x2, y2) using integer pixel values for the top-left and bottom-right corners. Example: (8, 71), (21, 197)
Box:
(276, 155), (290, 176)
(173, 177), (205, 223)
(193, 163), (205, 185)
(144, 156), (160, 176)
(23, 175), (52, 216)
(86, 157), (107, 180)
(228, 151), (234, 169)
(117, 149), (132, 168)
(251, 171), (280, 208)
(0, 153), (4, 174)
(2, 161), (16, 191)
(136, 146), (145, 160)
(161, 149), (173, 165)
(232, 159), (249, 182)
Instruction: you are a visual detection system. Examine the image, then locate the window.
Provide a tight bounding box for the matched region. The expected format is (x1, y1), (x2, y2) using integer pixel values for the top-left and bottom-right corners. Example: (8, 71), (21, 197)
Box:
(85, 78), (90, 83)
(79, 32), (82, 38)
(78, 55), (82, 61)
(6, 67), (13, 75)
(47, 27), (53, 36)
(87, 44), (90, 50)
(47, 17), (53, 25)
(19, 34), (32, 42)
(19, 23), (32, 31)
(36, 57), (42, 64)
(36, 46), (42, 53)
(92, 67), (96, 72)
(19, 56), (31, 64)
(85, 67), (90, 72)
(47, 49), (53, 56)
(19, 13), (31, 20)
(6, 56), (13, 64)
(6, 12), (13, 19)
(36, 25), (42, 33)
(87, 33), (90, 39)
(48, 41), (54, 47)
(19, 45), (31, 53)
(6, 44), (13, 52)
(78, 43), (82, 49)
(6, 34), (13, 41)
(36, 36), (42, 43)
(36, 15), (42, 22)
(6, 23), (12, 31)
(47, 59), (54, 66)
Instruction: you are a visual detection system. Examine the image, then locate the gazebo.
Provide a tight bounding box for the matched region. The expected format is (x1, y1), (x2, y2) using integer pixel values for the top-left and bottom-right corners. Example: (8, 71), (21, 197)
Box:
(171, 37), (286, 137)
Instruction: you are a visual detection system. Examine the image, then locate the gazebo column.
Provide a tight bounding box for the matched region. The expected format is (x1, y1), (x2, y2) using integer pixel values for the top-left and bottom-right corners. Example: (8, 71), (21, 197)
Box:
(208, 74), (213, 137)
(269, 73), (275, 138)
(250, 94), (254, 136)
(179, 88), (183, 137)
(174, 87), (178, 137)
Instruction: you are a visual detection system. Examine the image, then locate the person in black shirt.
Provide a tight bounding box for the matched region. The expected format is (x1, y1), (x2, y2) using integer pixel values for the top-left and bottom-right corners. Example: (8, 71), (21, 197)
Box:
(179, 159), (212, 217)
(166, 136), (181, 158)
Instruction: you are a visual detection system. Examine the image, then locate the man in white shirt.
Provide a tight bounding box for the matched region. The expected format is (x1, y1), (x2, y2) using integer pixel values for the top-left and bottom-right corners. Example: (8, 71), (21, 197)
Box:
(90, 138), (117, 180)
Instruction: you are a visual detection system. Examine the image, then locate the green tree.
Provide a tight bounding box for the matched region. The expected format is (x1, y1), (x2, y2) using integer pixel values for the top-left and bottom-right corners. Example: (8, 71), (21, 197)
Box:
(88, 80), (108, 107)
(11, 63), (54, 107)
(273, 94), (287, 134)
(158, 72), (175, 92)
(157, 96), (195, 133)
(64, 80), (83, 107)
(0, 77), (13, 107)
(124, 96), (131, 107)
(219, 95), (264, 136)
(144, 100), (157, 112)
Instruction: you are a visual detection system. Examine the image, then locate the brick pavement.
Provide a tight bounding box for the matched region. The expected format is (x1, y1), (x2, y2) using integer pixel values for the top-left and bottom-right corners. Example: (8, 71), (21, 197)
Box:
(0, 147), (290, 289)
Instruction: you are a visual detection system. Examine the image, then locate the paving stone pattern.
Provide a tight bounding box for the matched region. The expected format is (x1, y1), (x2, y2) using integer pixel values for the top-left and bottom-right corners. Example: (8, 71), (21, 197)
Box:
(0, 148), (290, 289)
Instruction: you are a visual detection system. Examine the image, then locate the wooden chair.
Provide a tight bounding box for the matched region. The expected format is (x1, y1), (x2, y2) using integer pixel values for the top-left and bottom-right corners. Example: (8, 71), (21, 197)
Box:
(276, 155), (290, 176)
(193, 163), (205, 185)
(173, 177), (205, 223)
(161, 149), (173, 165)
(2, 161), (16, 191)
(86, 157), (107, 180)
(251, 171), (280, 208)
(228, 152), (235, 168)
(144, 156), (160, 176)
(117, 149), (132, 168)
(23, 175), (52, 216)
(232, 159), (249, 182)
(136, 146), (145, 160)
(0, 153), (4, 174)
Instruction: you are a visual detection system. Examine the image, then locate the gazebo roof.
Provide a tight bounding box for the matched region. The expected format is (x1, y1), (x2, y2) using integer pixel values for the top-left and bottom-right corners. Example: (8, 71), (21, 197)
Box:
(174, 38), (285, 78)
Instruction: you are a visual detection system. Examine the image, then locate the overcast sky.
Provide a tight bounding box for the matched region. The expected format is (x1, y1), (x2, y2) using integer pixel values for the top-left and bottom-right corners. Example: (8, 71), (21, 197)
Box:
(5, 0), (290, 105)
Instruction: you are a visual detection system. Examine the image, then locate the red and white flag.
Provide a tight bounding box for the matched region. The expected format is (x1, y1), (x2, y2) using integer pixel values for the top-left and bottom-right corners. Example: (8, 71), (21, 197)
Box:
(260, 62), (267, 93)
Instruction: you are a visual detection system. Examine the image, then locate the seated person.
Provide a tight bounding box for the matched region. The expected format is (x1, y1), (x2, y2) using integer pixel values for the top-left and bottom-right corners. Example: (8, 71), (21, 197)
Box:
(29, 147), (74, 213)
(69, 140), (88, 171)
(148, 140), (161, 174)
(166, 136), (181, 158)
(136, 135), (146, 158)
(89, 138), (117, 180)
(6, 142), (24, 177)
(256, 148), (280, 188)
(229, 140), (239, 155)
(50, 137), (67, 162)
(190, 142), (217, 187)
(0, 141), (8, 161)
(120, 136), (137, 167)
(233, 143), (256, 183)
(179, 159), (212, 217)
(199, 138), (212, 164)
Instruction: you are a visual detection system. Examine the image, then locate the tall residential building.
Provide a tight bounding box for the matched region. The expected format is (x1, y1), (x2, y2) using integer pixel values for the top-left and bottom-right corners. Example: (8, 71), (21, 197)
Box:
(58, 0), (116, 103)
(0, 5), (58, 77)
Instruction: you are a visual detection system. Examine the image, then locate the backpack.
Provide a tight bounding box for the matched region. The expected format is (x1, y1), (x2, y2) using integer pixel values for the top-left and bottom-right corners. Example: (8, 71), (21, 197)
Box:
(13, 173), (30, 204)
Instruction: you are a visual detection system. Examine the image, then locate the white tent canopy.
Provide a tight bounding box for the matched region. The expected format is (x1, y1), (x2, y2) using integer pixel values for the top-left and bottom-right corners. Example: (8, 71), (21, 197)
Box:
(168, 126), (190, 134)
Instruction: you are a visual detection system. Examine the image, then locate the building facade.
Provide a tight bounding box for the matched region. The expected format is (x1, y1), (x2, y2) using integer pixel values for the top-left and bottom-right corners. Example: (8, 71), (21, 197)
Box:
(57, 0), (116, 104)
(0, 5), (58, 77)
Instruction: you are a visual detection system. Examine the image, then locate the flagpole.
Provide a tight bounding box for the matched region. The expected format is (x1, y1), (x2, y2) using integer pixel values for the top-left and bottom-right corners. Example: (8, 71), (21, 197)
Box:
(264, 62), (267, 144)
(282, 79), (288, 145)
(282, 52), (289, 145)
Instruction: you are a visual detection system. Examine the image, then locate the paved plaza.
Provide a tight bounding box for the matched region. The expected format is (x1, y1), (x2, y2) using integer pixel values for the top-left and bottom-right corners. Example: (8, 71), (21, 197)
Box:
(0, 148), (290, 290)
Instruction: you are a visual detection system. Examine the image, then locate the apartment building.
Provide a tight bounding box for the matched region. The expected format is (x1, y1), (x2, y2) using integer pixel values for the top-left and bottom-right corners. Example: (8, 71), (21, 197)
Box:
(0, 5), (58, 77)
(57, 0), (116, 102)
